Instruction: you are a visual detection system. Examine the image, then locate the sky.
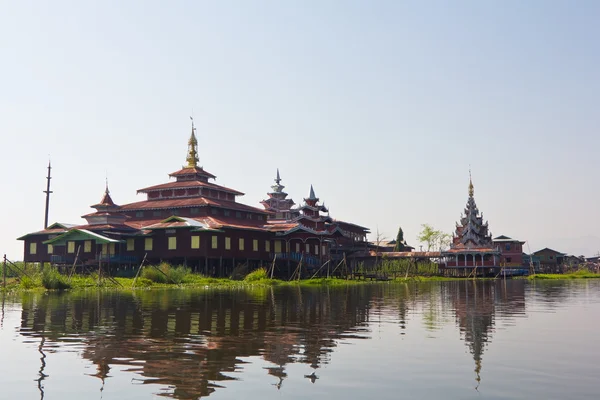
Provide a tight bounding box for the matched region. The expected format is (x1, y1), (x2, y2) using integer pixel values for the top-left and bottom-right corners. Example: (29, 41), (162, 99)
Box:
(1, 0), (599, 260)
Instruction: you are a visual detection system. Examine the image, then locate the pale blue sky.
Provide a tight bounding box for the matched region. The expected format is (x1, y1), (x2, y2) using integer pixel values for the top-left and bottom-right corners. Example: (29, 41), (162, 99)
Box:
(1, 0), (599, 260)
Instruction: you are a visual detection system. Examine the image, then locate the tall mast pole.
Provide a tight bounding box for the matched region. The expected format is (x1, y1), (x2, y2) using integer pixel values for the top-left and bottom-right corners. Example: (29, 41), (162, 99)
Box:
(43, 160), (52, 229)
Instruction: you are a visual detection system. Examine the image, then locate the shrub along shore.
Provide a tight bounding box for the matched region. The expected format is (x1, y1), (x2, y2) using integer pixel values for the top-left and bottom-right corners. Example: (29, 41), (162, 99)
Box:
(1, 262), (599, 292)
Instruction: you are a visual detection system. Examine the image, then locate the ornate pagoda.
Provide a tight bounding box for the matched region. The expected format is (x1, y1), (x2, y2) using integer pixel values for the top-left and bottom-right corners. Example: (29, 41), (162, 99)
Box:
(441, 173), (500, 273)
(260, 169), (298, 220)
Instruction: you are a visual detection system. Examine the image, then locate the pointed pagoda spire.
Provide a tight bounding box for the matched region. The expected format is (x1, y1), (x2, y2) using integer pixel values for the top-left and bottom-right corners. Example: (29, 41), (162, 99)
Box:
(186, 117), (199, 168)
(308, 184), (317, 200)
(275, 168), (281, 184)
(469, 168), (474, 197)
(99, 178), (115, 206)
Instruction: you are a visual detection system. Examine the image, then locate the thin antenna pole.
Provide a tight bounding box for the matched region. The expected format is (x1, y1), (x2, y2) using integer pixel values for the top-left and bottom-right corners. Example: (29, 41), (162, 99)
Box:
(43, 160), (52, 229)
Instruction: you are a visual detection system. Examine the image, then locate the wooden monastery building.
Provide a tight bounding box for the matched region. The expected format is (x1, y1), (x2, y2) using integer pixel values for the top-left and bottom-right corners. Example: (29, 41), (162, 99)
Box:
(18, 122), (370, 278)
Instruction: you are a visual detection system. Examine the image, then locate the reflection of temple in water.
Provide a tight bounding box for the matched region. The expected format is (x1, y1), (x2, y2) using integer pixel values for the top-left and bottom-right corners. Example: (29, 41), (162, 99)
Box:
(18, 287), (373, 399)
(18, 282), (529, 398)
(448, 280), (526, 388)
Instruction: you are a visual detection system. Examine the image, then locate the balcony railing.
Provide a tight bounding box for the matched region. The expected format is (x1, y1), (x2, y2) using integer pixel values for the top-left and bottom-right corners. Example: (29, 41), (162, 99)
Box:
(272, 252), (322, 266)
(50, 254), (139, 265)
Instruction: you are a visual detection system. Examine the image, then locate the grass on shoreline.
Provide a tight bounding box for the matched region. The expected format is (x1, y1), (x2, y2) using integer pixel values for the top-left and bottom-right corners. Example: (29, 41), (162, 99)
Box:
(2, 263), (599, 292)
(528, 270), (600, 280)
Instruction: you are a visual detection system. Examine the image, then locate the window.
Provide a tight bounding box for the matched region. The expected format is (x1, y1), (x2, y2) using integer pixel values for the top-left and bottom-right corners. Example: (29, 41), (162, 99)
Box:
(191, 208), (200, 215)
(225, 237), (231, 250)
(145, 238), (153, 251)
(153, 211), (162, 217)
(239, 238), (245, 251)
(29, 242), (37, 255)
(212, 236), (218, 249)
(247, 213), (252, 220)
(506, 257), (512, 263)
(102, 244), (108, 255)
(265, 240), (271, 252)
(211, 209), (218, 215)
(296, 243), (300, 253)
(136, 211), (144, 218)
(168, 237), (177, 250)
(47, 244), (53, 254)
(67, 241), (75, 254)
(322, 245), (326, 255)
(224, 210), (230, 217)
(236, 211), (242, 218)
(505, 244), (511, 251)
(253, 239), (258, 252)
(109, 243), (115, 254)
(274, 240), (282, 253)
(84, 240), (92, 253)
(127, 238), (134, 251)
(549, 256), (554, 260)
(305, 243), (310, 253)
(191, 236), (200, 249)
(276, 212), (283, 219)
(315, 245), (319, 255)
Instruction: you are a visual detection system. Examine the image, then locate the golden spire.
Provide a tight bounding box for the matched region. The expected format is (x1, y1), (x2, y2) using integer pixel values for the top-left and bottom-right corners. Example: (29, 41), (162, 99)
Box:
(469, 169), (474, 197)
(186, 117), (199, 168)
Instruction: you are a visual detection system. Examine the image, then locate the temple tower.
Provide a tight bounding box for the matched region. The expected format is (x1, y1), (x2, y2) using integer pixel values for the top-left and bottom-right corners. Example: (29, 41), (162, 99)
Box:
(260, 169), (297, 220)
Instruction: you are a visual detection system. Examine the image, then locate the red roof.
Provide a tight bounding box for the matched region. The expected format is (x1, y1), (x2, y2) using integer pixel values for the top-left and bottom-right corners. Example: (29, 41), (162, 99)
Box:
(137, 180), (243, 196)
(142, 216), (268, 232)
(264, 222), (300, 232)
(168, 166), (216, 179)
(444, 247), (498, 254)
(72, 223), (138, 231)
(81, 211), (129, 218)
(17, 228), (70, 240)
(333, 219), (370, 232)
(118, 196), (268, 214)
(204, 216), (268, 231)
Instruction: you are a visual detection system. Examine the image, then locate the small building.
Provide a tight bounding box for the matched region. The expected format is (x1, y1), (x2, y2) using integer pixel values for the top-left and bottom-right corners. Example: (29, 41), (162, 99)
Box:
(492, 235), (525, 267)
(532, 248), (566, 267)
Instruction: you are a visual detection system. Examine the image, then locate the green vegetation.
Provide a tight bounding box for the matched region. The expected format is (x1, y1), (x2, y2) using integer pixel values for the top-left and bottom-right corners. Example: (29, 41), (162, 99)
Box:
(3, 261), (598, 293)
(141, 263), (191, 284)
(417, 224), (451, 251)
(393, 227), (404, 251)
(528, 270), (600, 280)
(244, 268), (269, 282)
(41, 267), (72, 290)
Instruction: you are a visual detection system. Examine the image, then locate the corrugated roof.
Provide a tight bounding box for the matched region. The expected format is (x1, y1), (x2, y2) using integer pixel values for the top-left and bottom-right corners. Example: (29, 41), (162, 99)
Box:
(44, 229), (124, 245)
(118, 197), (268, 214)
(17, 228), (70, 240)
(137, 180), (242, 195)
(168, 166), (216, 179)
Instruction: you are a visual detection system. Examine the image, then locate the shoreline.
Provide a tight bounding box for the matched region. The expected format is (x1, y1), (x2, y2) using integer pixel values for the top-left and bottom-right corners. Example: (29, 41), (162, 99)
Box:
(2, 272), (599, 294)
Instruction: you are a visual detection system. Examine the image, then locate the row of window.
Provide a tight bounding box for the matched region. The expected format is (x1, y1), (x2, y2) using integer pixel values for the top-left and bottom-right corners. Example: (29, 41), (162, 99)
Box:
(132, 208), (266, 220)
(30, 241), (118, 255)
(29, 238), (328, 256)
(142, 236), (266, 252)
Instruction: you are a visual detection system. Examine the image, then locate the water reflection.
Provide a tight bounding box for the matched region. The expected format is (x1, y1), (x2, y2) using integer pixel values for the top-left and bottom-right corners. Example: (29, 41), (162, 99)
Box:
(14, 280), (588, 399)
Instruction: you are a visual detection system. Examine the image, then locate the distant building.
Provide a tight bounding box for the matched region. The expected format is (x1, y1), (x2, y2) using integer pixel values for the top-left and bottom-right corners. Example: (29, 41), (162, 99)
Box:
(440, 174), (500, 274)
(492, 235), (525, 267)
(532, 248), (566, 267)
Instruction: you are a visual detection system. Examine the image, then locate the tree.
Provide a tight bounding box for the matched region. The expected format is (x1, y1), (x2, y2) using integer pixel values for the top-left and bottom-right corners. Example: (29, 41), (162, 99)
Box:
(437, 232), (452, 251)
(393, 227), (405, 251)
(417, 224), (450, 251)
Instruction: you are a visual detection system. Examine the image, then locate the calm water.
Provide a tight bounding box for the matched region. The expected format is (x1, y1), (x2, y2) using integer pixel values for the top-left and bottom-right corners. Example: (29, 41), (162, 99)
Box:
(1, 280), (599, 399)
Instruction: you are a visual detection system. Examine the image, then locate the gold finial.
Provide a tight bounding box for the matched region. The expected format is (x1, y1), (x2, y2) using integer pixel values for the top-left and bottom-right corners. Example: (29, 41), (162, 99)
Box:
(469, 168), (474, 197)
(186, 117), (199, 168)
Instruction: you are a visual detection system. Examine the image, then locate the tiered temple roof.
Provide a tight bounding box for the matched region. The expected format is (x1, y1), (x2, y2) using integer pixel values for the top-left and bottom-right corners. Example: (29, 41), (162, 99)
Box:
(447, 174), (494, 253)
(260, 169), (297, 220)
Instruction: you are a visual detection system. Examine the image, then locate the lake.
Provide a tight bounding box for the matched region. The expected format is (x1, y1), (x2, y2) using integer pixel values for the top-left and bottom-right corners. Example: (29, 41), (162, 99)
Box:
(1, 280), (598, 399)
